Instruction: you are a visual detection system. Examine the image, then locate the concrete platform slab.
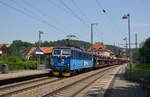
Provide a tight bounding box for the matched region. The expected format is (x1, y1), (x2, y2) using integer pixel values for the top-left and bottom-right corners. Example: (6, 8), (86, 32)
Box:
(104, 65), (148, 97)
(0, 69), (51, 85)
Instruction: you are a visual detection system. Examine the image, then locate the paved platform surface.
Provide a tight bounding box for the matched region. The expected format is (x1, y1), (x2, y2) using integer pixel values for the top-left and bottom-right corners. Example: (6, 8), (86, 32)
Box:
(74, 65), (122, 97)
(0, 69), (51, 81)
(104, 65), (148, 97)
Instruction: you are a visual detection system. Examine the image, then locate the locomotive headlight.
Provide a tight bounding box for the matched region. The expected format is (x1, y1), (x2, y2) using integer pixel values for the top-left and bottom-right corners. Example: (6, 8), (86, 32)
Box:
(66, 64), (69, 67)
(51, 62), (56, 65)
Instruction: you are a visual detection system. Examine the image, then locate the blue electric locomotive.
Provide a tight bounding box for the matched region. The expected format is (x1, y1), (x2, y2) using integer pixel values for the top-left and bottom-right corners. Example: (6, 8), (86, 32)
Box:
(51, 47), (93, 76)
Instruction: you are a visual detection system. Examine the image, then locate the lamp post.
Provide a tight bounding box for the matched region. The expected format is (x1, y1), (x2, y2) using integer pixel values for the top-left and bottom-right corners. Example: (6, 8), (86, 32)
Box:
(122, 13), (132, 79)
(37, 31), (44, 70)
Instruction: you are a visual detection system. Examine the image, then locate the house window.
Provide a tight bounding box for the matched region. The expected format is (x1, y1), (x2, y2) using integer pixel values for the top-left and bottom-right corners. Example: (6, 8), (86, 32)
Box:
(99, 47), (102, 50)
(92, 48), (96, 50)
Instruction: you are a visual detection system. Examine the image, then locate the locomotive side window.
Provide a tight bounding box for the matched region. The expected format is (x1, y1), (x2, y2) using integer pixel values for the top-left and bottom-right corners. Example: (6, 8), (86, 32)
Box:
(87, 54), (89, 60)
(76, 51), (79, 59)
(79, 52), (81, 59)
(71, 50), (75, 58)
(84, 53), (87, 60)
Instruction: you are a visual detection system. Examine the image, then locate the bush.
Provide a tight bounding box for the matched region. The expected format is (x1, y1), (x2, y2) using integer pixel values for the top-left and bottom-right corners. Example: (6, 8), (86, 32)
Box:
(0, 54), (7, 61)
(29, 54), (37, 61)
(128, 63), (150, 81)
(7, 56), (22, 63)
(24, 61), (37, 69)
(0, 56), (37, 72)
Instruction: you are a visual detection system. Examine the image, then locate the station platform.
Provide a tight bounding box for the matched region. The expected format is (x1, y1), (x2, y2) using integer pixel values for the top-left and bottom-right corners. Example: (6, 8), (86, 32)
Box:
(104, 66), (148, 97)
(0, 69), (51, 85)
(75, 64), (148, 97)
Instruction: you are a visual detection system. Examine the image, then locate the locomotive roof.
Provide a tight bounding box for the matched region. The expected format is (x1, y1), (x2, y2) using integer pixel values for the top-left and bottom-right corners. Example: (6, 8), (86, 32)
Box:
(53, 47), (81, 51)
(53, 47), (92, 54)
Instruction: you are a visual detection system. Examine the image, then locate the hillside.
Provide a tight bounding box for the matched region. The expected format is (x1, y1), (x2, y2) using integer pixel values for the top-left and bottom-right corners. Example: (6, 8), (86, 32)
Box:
(8, 39), (122, 58)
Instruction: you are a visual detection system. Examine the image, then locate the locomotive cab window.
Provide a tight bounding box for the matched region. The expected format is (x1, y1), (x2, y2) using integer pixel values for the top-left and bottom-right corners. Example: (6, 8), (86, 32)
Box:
(53, 49), (61, 56)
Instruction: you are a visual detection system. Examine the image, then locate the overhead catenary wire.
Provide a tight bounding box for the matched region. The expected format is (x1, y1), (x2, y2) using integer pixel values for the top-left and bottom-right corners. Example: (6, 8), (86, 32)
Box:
(0, 1), (33, 19)
(47, 0), (90, 40)
(21, 0), (49, 18)
(21, 0), (67, 31)
(10, 0), (88, 41)
(21, 0), (75, 36)
(21, 0), (82, 41)
(10, 0), (68, 34)
(95, 0), (115, 27)
(1, 0), (104, 43)
(46, 0), (84, 38)
(10, 0), (35, 15)
(47, 0), (69, 15)
(0, 0), (68, 35)
(70, 0), (103, 42)
(71, 0), (104, 42)
(95, 0), (124, 42)
(95, 0), (120, 31)
(71, 0), (91, 24)
(58, 0), (87, 25)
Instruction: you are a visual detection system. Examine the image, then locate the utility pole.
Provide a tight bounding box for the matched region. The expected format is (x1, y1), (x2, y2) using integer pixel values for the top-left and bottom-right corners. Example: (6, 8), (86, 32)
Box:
(113, 42), (116, 54)
(135, 33), (138, 50)
(37, 31), (44, 70)
(91, 23), (98, 45)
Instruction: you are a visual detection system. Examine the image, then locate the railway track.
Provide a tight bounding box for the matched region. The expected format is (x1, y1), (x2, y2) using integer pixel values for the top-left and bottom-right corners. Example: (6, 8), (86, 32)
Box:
(0, 65), (120, 97)
(43, 66), (118, 97)
(0, 77), (62, 97)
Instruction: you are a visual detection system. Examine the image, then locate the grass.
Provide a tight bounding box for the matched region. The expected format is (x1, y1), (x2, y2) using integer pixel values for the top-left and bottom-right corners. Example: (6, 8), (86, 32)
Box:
(8, 69), (26, 73)
(132, 63), (150, 70)
(128, 63), (150, 81)
(0, 67), (25, 73)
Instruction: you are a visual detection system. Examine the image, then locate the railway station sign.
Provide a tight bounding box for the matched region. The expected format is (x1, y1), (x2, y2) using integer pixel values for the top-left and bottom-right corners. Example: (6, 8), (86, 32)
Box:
(35, 51), (44, 55)
(34, 48), (44, 55)
(123, 52), (126, 56)
(0, 50), (2, 54)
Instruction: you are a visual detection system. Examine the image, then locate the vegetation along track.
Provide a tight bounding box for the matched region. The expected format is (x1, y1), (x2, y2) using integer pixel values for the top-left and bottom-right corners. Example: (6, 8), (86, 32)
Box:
(43, 66), (118, 97)
(0, 76), (62, 97)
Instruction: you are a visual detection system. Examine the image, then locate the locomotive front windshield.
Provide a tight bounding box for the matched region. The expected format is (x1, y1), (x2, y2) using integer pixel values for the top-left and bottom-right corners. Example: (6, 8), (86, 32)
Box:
(53, 49), (61, 56)
(53, 49), (71, 56)
(62, 49), (71, 55)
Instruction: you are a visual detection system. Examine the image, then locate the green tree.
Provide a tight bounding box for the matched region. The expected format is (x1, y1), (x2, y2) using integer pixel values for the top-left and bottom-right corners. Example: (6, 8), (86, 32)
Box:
(133, 50), (140, 60)
(135, 37), (150, 63)
(8, 40), (33, 58)
(8, 39), (124, 59)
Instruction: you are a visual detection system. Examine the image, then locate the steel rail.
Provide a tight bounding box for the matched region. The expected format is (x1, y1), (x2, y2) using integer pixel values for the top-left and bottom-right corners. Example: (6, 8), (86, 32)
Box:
(0, 77), (62, 97)
(43, 66), (118, 97)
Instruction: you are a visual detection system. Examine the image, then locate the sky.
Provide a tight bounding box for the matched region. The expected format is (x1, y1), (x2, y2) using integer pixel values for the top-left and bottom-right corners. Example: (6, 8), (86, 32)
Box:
(0, 0), (150, 48)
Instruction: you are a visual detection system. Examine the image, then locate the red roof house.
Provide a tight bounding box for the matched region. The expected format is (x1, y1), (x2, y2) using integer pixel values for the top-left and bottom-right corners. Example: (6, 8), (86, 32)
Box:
(0, 44), (10, 56)
(26, 47), (54, 59)
(88, 42), (114, 56)
(88, 42), (107, 52)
